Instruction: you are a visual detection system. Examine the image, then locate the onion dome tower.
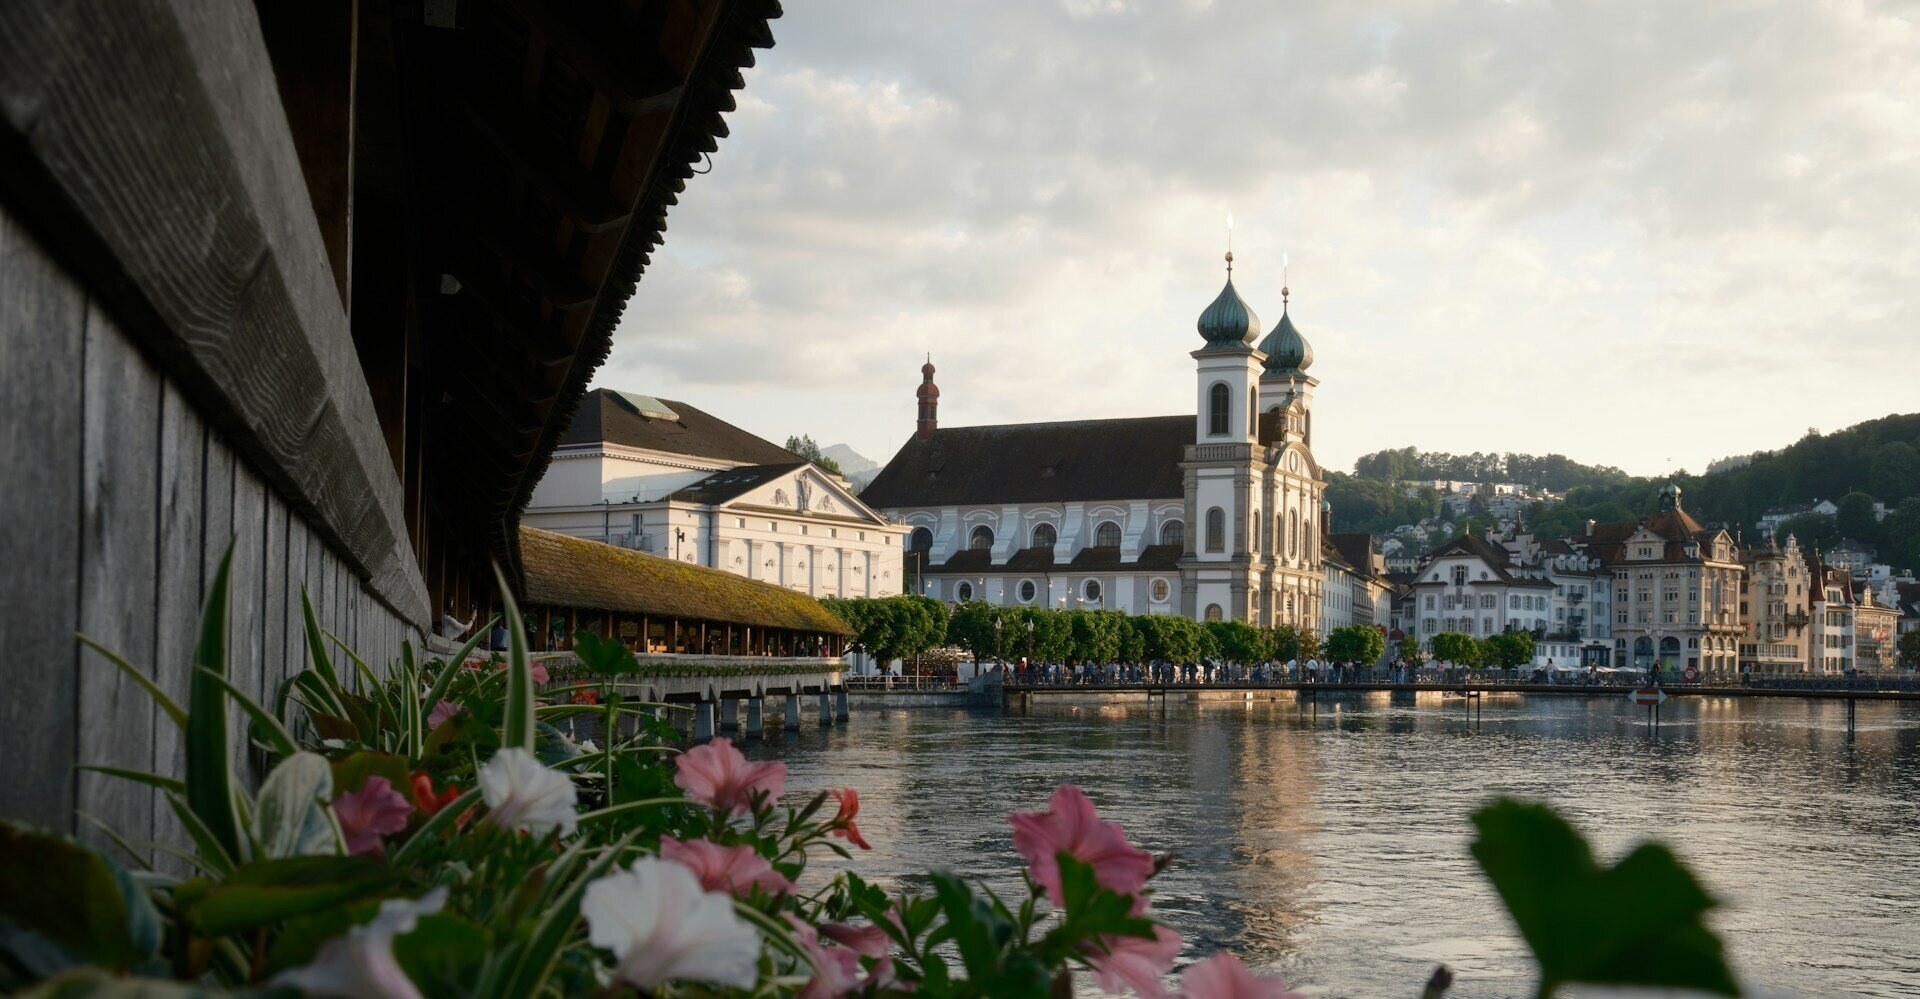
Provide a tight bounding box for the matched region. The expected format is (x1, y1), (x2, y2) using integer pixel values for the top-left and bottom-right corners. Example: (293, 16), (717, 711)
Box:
(915, 355), (939, 440)
(1258, 287), (1314, 376)
(1195, 251), (1262, 348)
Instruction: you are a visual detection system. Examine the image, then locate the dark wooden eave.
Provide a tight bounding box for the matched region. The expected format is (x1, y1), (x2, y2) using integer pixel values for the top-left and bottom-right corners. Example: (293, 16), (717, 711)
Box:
(405, 0), (781, 591)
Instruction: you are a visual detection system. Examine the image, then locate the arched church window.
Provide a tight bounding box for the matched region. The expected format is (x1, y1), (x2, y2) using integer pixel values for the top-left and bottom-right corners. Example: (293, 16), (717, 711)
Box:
(1204, 603), (1223, 622)
(1160, 520), (1184, 548)
(910, 527), (932, 553)
(1094, 521), (1121, 548)
(1248, 386), (1259, 436)
(1205, 508), (1225, 552)
(1032, 523), (1057, 549)
(1208, 383), (1229, 436)
(969, 526), (993, 551)
(1288, 510), (1299, 558)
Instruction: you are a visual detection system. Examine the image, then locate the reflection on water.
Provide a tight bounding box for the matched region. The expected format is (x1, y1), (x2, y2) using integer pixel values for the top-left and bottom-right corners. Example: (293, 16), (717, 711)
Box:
(746, 693), (1920, 998)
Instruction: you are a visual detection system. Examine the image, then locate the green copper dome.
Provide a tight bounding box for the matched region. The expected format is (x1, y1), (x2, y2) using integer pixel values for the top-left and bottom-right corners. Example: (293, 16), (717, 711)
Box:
(1196, 255), (1261, 348)
(1259, 294), (1313, 375)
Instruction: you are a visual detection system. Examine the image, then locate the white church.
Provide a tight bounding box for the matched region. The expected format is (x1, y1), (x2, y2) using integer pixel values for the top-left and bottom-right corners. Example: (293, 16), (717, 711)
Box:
(860, 252), (1330, 631)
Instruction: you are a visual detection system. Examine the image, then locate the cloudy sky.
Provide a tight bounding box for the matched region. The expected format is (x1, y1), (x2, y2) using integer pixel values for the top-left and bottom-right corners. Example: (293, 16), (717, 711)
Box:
(595, 0), (1920, 478)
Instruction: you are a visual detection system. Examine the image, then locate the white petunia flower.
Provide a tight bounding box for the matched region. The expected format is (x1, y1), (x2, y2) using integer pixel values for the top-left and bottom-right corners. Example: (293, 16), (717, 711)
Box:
(273, 887), (447, 999)
(479, 747), (578, 837)
(582, 856), (761, 991)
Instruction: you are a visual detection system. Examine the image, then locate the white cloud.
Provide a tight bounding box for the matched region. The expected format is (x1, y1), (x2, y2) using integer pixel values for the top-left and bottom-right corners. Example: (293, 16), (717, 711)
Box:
(599, 0), (1920, 476)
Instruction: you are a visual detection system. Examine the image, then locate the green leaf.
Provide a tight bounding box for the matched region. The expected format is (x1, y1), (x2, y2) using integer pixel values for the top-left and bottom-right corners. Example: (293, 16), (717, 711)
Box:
(299, 589), (349, 711)
(1470, 798), (1739, 998)
(493, 564), (536, 752)
(189, 856), (394, 936)
(0, 823), (140, 970)
(392, 913), (489, 994)
(75, 766), (186, 797)
(77, 636), (188, 730)
(328, 752), (413, 803)
(929, 870), (1048, 998)
(253, 753), (342, 860)
(193, 667), (298, 759)
(388, 788), (483, 867)
(187, 545), (246, 865)
(570, 629), (636, 675)
(13, 968), (293, 997)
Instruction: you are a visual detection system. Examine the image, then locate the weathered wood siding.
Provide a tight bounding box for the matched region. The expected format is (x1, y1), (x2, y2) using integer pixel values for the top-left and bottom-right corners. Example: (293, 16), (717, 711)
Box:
(0, 203), (418, 844)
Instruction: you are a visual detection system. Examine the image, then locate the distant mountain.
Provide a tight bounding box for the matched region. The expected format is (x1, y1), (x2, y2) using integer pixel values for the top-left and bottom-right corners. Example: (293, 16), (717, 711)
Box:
(822, 443), (882, 489)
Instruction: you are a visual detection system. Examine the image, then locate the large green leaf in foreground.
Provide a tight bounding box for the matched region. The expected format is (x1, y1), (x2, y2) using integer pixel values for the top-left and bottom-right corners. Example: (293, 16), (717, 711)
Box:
(1471, 798), (1739, 998)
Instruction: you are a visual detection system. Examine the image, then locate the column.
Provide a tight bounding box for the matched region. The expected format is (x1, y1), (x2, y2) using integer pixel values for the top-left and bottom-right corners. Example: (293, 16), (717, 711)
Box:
(745, 697), (764, 739)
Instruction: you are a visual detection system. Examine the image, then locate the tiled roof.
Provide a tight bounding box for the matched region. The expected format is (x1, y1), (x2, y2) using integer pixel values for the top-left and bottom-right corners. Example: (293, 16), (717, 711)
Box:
(1326, 532), (1376, 577)
(561, 389), (802, 466)
(519, 526), (851, 635)
(668, 462), (808, 505)
(861, 416), (1191, 508)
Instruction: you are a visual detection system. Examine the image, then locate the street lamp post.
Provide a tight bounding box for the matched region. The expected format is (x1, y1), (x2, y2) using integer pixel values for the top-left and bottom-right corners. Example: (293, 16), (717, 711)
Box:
(674, 527), (686, 562)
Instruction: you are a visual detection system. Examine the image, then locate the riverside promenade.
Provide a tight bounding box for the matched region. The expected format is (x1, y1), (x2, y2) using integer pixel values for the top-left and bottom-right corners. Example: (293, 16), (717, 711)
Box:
(1001, 673), (1920, 706)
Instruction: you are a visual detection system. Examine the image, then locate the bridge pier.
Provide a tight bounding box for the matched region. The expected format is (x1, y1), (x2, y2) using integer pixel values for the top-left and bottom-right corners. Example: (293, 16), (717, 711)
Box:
(693, 700), (716, 742)
(835, 686), (850, 722)
(745, 697), (764, 740)
(720, 697), (739, 732)
(785, 694), (802, 731)
(818, 689), (833, 727)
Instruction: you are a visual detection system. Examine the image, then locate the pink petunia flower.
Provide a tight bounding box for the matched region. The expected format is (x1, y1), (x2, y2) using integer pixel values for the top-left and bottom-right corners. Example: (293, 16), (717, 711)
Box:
(828, 788), (872, 850)
(426, 699), (465, 730)
(1009, 784), (1155, 908)
(659, 836), (795, 898)
(787, 915), (865, 999)
(673, 738), (786, 816)
(531, 663), (550, 685)
(333, 776), (413, 856)
(1176, 952), (1304, 999)
(1087, 925), (1182, 998)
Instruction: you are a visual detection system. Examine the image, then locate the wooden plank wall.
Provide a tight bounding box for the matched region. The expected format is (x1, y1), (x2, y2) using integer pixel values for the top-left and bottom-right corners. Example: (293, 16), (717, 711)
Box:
(0, 204), (420, 849)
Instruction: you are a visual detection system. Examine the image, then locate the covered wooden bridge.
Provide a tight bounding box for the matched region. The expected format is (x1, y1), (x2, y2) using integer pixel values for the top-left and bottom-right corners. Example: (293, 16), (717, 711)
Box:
(519, 526), (852, 659)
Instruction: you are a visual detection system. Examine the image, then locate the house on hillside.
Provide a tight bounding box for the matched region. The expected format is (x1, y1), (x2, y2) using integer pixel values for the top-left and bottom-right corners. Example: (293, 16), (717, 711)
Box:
(1570, 484), (1745, 675)
(0, 0), (780, 838)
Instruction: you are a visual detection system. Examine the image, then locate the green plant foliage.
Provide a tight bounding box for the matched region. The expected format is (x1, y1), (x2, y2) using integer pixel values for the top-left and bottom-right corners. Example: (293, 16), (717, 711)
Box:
(1471, 799), (1738, 999)
(0, 824), (160, 975)
(252, 753), (341, 860)
(1430, 631), (1484, 666)
(1325, 624), (1387, 665)
(1483, 632), (1536, 669)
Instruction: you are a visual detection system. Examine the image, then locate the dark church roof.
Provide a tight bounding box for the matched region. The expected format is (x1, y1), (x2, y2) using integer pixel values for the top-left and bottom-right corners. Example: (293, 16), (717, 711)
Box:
(562, 389), (802, 466)
(861, 416), (1191, 508)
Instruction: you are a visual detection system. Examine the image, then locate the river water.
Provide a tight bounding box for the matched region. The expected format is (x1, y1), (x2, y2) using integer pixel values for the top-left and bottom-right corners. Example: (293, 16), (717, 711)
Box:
(746, 692), (1920, 998)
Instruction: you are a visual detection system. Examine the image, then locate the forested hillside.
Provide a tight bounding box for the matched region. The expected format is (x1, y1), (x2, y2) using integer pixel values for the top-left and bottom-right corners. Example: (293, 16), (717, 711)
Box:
(1351, 447), (1636, 492)
(1328, 413), (1920, 572)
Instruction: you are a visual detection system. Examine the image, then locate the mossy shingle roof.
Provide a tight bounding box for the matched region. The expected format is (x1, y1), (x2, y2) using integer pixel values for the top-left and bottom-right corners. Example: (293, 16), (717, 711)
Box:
(520, 526), (851, 635)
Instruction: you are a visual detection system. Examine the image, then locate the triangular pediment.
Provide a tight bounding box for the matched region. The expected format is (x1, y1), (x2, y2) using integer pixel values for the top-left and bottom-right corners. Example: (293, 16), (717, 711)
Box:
(725, 465), (890, 526)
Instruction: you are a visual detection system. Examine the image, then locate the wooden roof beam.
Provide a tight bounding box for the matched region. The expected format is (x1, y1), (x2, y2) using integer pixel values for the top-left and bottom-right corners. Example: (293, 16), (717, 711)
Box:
(430, 76), (633, 233)
(505, 0), (686, 116)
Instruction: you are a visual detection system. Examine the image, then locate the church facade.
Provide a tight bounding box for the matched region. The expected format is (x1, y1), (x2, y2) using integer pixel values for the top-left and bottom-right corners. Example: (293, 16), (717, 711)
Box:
(859, 254), (1330, 632)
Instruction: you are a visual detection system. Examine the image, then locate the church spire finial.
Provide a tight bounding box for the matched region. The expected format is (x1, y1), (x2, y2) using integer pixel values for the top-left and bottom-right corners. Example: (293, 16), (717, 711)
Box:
(1282, 252), (1290, 309)
(1225, 213), (1234, 275)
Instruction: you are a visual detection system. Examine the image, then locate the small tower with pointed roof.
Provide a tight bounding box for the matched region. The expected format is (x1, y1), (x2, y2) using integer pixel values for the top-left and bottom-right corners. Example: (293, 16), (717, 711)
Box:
(1258, 284), (1318, 447)
(915, 355), (939, 440)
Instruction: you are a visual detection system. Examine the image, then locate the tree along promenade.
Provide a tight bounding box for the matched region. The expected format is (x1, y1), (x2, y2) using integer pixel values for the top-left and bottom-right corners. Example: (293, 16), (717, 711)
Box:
(1001, 665), (1920, 702)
